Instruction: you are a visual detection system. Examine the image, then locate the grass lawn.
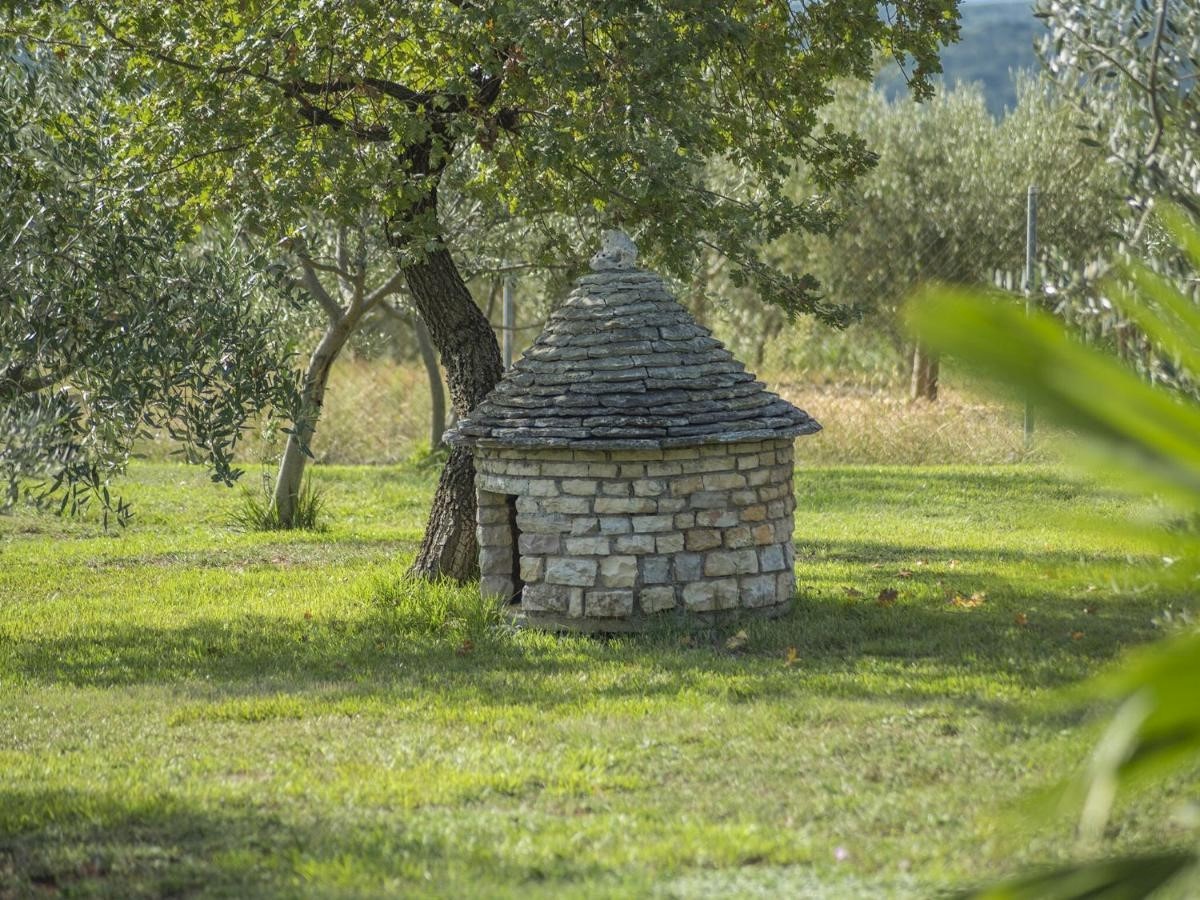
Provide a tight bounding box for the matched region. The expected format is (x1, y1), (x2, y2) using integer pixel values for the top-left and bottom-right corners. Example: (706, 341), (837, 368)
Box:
(0, 462), (1195, 898)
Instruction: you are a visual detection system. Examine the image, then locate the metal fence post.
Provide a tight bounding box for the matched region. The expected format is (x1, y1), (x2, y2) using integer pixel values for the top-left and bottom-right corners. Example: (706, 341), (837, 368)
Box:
(502, 271), (516, 369)
(1023, 185), (1038, 450)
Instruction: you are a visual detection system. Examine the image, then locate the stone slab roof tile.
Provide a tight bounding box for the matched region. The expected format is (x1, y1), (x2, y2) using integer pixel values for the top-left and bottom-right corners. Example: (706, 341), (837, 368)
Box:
(448, 250), (819, 450)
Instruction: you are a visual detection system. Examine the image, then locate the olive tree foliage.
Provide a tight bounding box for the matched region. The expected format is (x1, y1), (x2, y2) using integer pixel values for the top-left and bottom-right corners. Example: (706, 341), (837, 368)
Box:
(12, 0), (961, 577)
(0, 40), (299, 524)
(1037, 0), (1200, 228)
(738, 77), (1120, 396)
(1036, 0), (1200, 391)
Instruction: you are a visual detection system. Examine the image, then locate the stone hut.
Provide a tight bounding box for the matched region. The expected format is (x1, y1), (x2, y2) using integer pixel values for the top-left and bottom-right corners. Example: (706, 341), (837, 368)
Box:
(448, 231), (820, 631)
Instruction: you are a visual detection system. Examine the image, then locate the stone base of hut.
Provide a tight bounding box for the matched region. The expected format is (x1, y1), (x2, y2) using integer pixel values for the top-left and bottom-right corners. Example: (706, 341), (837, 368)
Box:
(474, 438), (797, 631)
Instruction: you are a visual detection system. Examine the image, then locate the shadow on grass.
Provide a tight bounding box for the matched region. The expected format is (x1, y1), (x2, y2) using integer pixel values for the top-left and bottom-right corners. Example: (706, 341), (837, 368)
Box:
(2, 563), (1163, 716)
(0, 785), (608, 897)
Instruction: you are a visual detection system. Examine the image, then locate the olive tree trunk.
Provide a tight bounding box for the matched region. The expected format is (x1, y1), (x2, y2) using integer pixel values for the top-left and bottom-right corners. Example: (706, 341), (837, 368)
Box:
(273, 316), (353, 525)
(401, 248), (504, 581)
(910, 342), (940, 402)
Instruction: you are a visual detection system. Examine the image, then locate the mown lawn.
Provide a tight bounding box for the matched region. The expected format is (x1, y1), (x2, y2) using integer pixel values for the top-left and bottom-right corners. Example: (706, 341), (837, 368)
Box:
(0, 462), (1194, 898)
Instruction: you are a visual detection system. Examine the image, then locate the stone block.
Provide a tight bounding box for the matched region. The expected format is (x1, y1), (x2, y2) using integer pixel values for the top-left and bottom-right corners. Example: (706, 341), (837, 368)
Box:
(515, 495), (541, 515)
(645, 462), (684, 477)
(599, 515), (634, 535)
(642, 556), (671, 584)
(479, 545), (513, 576)
(784, 542), (796, 568)
(673, 553), (703, 581)
(568, 588), (585, 617)
(656, 498), (686, 513)
(758, 545), (786, 572)
(696, 509), (738, 528)
(542, 496), (592, 515)
(704, 549), (758, 577)
(655, 533), (684, 554)
(523, 582), (567, 612)
(520, 556), (544, 582)
(615, 534), (655, 554)
(682, 578), (739, 611)
(747, 468), (770, 487)
(565, 536), (610, 556)
(477, 505), (509, 525)
(520, 533), (561, 555)
(685, 529), (722, 551)
(776, 570), (797, 601)
(526, 479), (558, 497)
(632, 479), (666, 497)
(632, 515), (673, 533)
(724, 526), (754, 549)
(758, 484), (784, 502)
(673, 512), (696, 529)
(545, 556), (598, 587)
(571, 517), (600, 535)
(689, 491), (727, 510)
(731, 490), (758, 507)
(752, 524), (775, 545)
(481, 575), (516, 601)
(767, 501), (786, 518)
(601, 481), (632, 497)
(740, 574), (779, 608)
(663, 448), (700, 460)
(562, 479), (599, 496)
(669, 475), (705, 496)
(599, 555), (637, 588)
(584, 464), (619, 478)
(619, 464), (646, 478)
(702, 472), (747, 491)
(586, 589), (634, 617)
(736, 454), (760, 471)
(517, 513), (572, 535)
(641, 586), (676, 614)
(478, 524), (513, 546)
(695, 456), (735, 474)
(740, 504), (767, 522)
(595, 497), (657, 515)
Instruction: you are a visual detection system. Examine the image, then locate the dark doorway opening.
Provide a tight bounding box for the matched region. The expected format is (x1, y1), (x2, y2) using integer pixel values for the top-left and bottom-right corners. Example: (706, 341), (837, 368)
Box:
(505, 494), (524, 604)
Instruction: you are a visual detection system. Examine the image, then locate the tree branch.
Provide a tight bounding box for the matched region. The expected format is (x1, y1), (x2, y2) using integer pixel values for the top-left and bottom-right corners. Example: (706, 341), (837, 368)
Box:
(363, 268), (408, 311)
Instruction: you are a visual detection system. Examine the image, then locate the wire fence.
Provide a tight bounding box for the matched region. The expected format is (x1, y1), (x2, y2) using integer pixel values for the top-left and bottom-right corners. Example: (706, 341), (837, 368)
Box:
(142, 187), (1082, 469)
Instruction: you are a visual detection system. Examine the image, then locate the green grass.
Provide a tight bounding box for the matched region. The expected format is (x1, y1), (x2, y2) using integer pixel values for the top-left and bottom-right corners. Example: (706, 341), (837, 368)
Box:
(0, 463), (1195, 898)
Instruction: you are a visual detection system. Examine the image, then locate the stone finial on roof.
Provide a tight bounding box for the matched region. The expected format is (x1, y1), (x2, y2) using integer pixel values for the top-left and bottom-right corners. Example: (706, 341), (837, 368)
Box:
(589, 229), (638, 271)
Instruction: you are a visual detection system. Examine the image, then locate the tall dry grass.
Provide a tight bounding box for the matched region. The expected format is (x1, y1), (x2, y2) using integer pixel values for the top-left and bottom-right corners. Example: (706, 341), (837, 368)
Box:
(136, 358), (1053, 468)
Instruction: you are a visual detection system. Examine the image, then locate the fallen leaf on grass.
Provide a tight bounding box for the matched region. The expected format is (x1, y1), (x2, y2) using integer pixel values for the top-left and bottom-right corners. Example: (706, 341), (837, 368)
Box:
(948, 559), (960, 569)
(1084, 605), (1099, 616)
(455, 639), (475, 657)
(784, 646), (799, 667)
(1070, 631), (1085, 641)
(950, 592), (987, 609)
(876, 588), (899, 607)
(1013, 612), (1029, 627)
(725, 629), (749, 651)
(303, 610), (313, 621)
(844, 587), (863, 599)
(897, 569), (914, 579)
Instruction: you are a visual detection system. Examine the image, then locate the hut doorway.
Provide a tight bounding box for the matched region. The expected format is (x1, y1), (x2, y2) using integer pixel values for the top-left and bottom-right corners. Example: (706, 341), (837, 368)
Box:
(504, 494), (524, 604)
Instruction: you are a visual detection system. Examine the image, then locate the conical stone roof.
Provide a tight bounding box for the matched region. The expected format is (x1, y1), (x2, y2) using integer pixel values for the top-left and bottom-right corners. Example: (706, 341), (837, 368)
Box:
(449, 232), (821, 450)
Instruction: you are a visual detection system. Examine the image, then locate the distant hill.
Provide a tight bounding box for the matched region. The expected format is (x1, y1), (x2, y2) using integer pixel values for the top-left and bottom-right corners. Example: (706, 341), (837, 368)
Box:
(879, 1), (1044, 116)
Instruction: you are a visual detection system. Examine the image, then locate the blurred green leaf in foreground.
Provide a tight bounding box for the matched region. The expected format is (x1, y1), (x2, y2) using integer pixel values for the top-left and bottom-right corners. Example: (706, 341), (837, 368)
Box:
(910, 206), (1200, 899)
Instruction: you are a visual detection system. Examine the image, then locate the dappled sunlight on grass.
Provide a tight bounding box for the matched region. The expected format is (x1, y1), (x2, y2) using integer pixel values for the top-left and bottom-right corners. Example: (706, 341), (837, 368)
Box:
(0, 462), (1192, 897)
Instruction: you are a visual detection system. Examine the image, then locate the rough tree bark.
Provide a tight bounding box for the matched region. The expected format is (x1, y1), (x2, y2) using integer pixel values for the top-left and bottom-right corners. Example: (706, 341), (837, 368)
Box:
(910, 342), (940, 402)
(400, 247), (504, 581)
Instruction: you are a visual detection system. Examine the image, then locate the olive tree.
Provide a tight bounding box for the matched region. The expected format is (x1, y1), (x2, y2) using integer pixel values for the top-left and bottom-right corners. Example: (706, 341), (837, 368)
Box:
(0, 39), (298, 523)
(14, 1), (960, 577)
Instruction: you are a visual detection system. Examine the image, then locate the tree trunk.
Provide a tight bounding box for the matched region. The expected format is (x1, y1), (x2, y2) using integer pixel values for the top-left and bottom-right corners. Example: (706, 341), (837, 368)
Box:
(273, 317), (352, 526)
(401, 248), (504, 581)
(413, 316), (446, 450)
(910, 342), (940, 402)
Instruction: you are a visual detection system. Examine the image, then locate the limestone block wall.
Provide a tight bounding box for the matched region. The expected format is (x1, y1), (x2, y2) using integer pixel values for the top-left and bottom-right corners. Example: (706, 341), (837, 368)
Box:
(474, 439), (797, 628)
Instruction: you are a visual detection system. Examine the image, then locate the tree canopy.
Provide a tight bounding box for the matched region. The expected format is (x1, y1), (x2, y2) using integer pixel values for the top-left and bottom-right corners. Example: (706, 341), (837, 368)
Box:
(23, 0), (961, 320)
(0, 40), (299, 522)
